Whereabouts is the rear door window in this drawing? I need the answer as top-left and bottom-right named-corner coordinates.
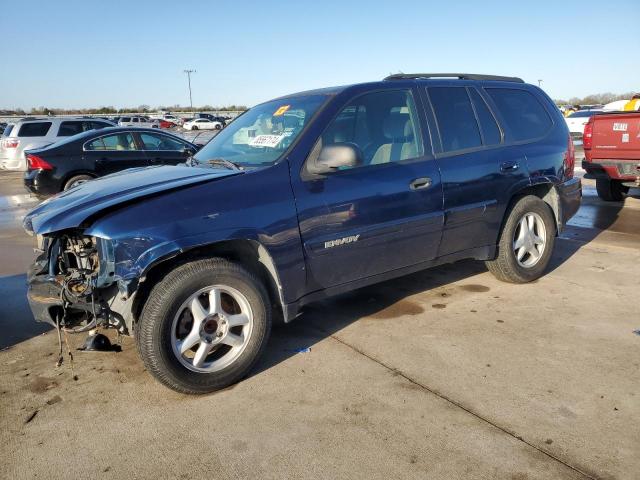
top-left (469, 88), bottom-right (502, 146)
top-left (485, 88), bottom-right (552, 141)
top-left (85, 133), bottom-right (138, 151)
top-left (428, 87), bottom-right (481, 152)
top-left (18, 122), bottom-right (52, 137)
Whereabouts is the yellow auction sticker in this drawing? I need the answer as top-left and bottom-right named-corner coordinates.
top-left (273, 105), bottom-right (290, 116)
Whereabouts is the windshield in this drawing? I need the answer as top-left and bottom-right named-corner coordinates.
top-left (193, 94), bottom-right (328, 168)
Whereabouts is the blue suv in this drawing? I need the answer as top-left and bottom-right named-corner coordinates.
top-left (24, 73), bottom-right (581, 393)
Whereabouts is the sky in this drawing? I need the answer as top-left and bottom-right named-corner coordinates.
top-left (1, 0), bottom-right (638, 110)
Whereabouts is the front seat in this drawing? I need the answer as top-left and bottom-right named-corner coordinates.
top-left (370, 113), bottom-right (417, 165)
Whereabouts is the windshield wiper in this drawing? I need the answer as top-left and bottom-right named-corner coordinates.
top-left (205, 158), bottom-right (243, 171)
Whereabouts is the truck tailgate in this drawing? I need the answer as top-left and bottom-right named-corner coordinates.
top-left (591, 113), bottom-right (640, 160)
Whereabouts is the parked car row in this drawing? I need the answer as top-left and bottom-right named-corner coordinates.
top-left (23, 73), bottom-right (581, 393)
top-left (0, 112), bottom-right (231, 171)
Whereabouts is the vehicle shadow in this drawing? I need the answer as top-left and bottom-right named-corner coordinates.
top-left (0, 273), bottom-right (51, 350)
top-left (546, 184), bottom-right (638, 273)
top-left (253, 259), bottom-right (488, 377)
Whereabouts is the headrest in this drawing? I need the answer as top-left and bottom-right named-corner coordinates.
top-left (383, 113), bottom-right (411, 140)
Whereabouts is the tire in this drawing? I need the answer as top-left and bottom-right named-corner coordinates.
top-left (192, 126), bottom-right (199, 131)
top-left (596, 179), bottom-right (626, 202)
top-left (215, 124), bottom-right (222, 130)
top-left (63, 174), bottom-right (93, 191)
top-left (485, 195), bottom-right (556, 284)
top-left (136, 258), bottom-right (271, 394)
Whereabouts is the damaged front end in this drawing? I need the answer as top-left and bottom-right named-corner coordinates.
top-left (27, 231), bottom-right (129, 335)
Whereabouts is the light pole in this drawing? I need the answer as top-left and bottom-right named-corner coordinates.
top-left (183, 69), bottom-right (196, 110)
top-left (537, 79), bottom-right (543, 87)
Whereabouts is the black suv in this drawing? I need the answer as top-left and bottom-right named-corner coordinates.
top-left (24, 73), bottom-right (581, 393)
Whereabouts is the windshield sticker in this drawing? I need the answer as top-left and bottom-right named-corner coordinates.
top-left (273, 105), bottom-right (290, 117)
top-left (613, 122), bottom-right (627, 131)
top-left (249, 134), bottom-right (285, 148)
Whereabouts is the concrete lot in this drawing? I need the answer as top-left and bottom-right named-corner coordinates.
top-left (0, 167), bottom-right (638, 479)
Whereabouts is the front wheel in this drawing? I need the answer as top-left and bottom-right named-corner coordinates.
top-left (485, 195), bottom-right (556, 283)
top-left (596, 179), bottom-right (627, 202)
top-left (192, 126), bottom-right (198, 131)
top-left (136, 258), bottom-right (272, 394)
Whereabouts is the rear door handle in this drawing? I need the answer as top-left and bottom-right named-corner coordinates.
top-left (409, 177), bottom-right (432, 190)
top-left (500, 161), bottom-right (519, 172)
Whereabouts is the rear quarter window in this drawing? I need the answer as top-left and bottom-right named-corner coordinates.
top-left (486, 88), bottom-right (552, 141)
top-left (2, 124), bottom-right (14, 137)
top-left (58, 121), bottom-right (84, 136)
top-left (18, 122), bottom-right (52, 137)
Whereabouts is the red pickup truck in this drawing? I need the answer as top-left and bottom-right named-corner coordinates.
top-left (583, 112), bottom-right (640, 201)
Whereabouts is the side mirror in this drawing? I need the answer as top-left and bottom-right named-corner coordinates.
top-left (308, 143), bottom-right (363, 175)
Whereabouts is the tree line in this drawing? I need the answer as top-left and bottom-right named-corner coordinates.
top-left (553, 92), bottom-right (636, 106)
top-left (0, 104), bottom-right (248, 116)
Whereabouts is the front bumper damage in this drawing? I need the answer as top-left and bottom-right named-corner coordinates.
top-left (26, 233), bottom-right (135, 335)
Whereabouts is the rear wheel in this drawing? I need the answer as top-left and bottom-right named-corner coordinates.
top-left (486, 195), bottom-right (556, 283)
top-left (596, 179), bottom-right (627, 202)
top-left (63, 174), bottom-right (93, 191)
top-left (136, 258), bottom-right (271, 394)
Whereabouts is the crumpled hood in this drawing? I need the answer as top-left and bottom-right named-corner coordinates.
top-left (24, 165), bottom-right (240, 235)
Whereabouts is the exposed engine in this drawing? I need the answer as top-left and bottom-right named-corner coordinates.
top-left (50, 234), bottom-right (125, 334)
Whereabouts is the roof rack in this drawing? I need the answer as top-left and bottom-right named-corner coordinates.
top-left (384, 73), bottom-right (524, 83)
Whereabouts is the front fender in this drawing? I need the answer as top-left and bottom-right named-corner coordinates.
top-left (83, 162), bottom-right (306, 303)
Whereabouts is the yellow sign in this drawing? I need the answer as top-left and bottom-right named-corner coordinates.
top-left (273, 105), bottom-right (290, 116)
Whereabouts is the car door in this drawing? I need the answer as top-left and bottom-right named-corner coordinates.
top-left (291, 88), bottom-right (444, 290)
top-left (137, 131), bottom-right (195, 165)
top-left (423, 85), bottom-right (525, 256)
top-left (83, 131), bottom-right (149, 176)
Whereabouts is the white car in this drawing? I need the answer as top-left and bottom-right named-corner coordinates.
top-left (565, 110), bottom-right (602, 138)
top-left (183, 118), bottom-right (223, 131)
top-left (118, 116), bottom-right (158, 128)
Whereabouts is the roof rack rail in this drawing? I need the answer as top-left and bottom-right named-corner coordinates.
top-left (384, 73), bottom-right (524, 83)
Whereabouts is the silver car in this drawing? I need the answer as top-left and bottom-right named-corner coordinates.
top-left (117, 116), bottom-right (158, 128)
top-left (0, 117), bottom-right (114, 170)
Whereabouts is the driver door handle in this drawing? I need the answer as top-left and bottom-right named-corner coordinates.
top-left (409, 177), bottom-right (432, 190)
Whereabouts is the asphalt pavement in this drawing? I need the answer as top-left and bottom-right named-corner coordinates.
top-left (0, 166), bottom-right (639, 480)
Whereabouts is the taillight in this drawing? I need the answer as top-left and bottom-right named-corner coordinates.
top-left (27, 154), bottom-right (53, 171)
top-left (4, 139), bottom-right (19, 148)
top-left (563, 135), bottom-right (575, 179)
top-left (583, 118), bottom-right (593, 150)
